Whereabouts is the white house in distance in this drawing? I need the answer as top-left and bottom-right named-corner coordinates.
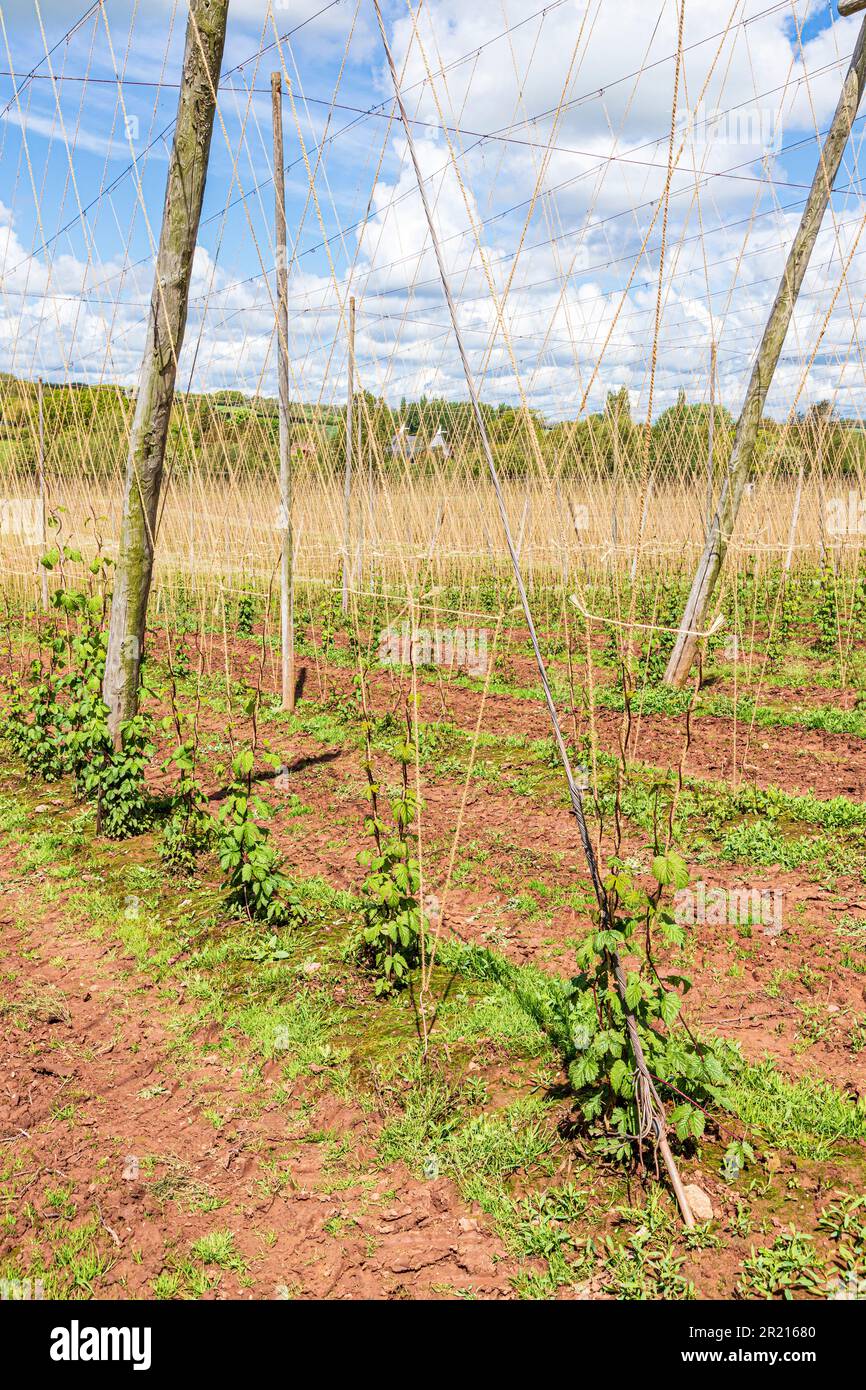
top-left (388, 424), bottom-right (451, 460)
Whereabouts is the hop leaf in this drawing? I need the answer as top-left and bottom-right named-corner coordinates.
top-left (652, 851), bottom-right (689, 889)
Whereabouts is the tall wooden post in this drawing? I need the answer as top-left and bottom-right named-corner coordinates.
top-left (705, 341), bottom-right (716, 538)
top-left (367, 436), bottom-right (377, 593)
top-left (631, 475), bottom-right (653, 582)
top-left (354, 394), bottom-right (364, 590)
top-left (272, 71), bottom-right (295, 712)
top-left (816, 426), bottom-right (828, 569)
top-left (611, 397), bottom-right (620, 558)
top-left (664, 8), bottom-right (866, 686)
top-left (37, 377), bottom-right (48, 609)
top-left (103, 0), bottom-right (229, 738)
top-left (784, 459), bottom-right (805, 573)
top-left (341, 295), bottom-right (355, 614)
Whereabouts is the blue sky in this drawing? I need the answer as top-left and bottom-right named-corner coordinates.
top-left (1, 0), bottom-right (865, 419)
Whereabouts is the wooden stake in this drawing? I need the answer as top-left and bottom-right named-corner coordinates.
top-left (37, 377), bottom-right (47, 609)
top-left (816, 428), bottom-right (828, 569)
top-left (705, 341), bottom-right (716, 538)
top-left (784, 459), bottom-right (805, 573)
top-left (341, 295), bottom-right (356, 614)
top-left (664, 14), bottom-right (866, 686)
top-left (272, 71), bottom-right (295, 712)
top-left (630, 475), bottom-right (653, 583)
top-left (354, 388), bottom-right (364, 590)
top-left (103, 0), bottom-right (229, 738)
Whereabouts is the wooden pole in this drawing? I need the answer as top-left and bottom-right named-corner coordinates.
top-left (630, 474), bottom-right (653, 582)
top-left (272, 71), bottom-right (295, 712)
top-left (354, 393), bottom-right (364, 591)
top-left (817, 429), bottom-right (828, 569)
top-left (611, 399), bottom-right (620, 557)
top-left (515, 491), bottom-right (530, 561)
top-left (664, 13), bottom-right (866, 686)
top-left (341, 295), bottom-right (356, 614)
top-left (366, 436), bottom-right (377, 592)
top-left (705, 341), bottom-right (716, 538)
top-left (37, 377), bottom-right (48, 609)
top-left (784, 459), bottom-right (805, 573)
top-left (367, 436), bottom-right (376, 592)
top-left (103, 0), bottom-right (229, 739)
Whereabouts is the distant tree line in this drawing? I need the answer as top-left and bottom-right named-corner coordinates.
top-left (0, 373), bottom-right (863, 484)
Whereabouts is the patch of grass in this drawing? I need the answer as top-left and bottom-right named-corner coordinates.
top-left (149, 1158), bottom-right (222, 1213)
top-left (471, 1179), bottom-right (594, 1295)
top-left (152, 1271), bottom-right (182, 1299)
top-left (378, 1065), bottom-right (558, 1187)
top-left (190, 1229), bottom-right (246, 1273)
top-left (601, 1193), bottom-right (695, 1301)
top-left (729, 1055), bottom-right (866, 1160)
top-left (230, 993), bottom-right (345, 1079)
top-left (0, 981), bottom-right (70, 1026)
top-left (720, 821), bottom-right (817, 870)
top-left (1, 1211), bottom-right (116, 1299)
top-left (19, 828), bottom-right (84, 871)
top-left (737, 1229), bottom-right (826, 1299)
top-left (0, 795), bottom-right (27, 834)
top-left (435, 979), bottom-right (555, 1061)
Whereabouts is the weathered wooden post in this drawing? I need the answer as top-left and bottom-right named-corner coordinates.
top-left (784, 459), bottom-right (805, 573)
top-left (630, 474), bottom-right (653, 582)
top-left (37, 377), bottom-right (48, 609)
top-left (814, 411), bottom-right (829, 568)
top-left (354, 391), bottom-right (364, 591)
top-left (103, 0), bottom-right (230, 738)
top-left (705, 341), bottom-right (716, 537)
top-left (341, 295), bottom-right (356, 614)
top-left (664, 2), bottom-right (866, 685)
top-left (611, 395), bottom-right (620, 558)
top-left (272, 71), bottom-right (295, 712)
top-left (366, 434), bottom-right (377, 593)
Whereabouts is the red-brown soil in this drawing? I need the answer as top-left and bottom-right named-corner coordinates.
top-left (0, 829), bottom-right (519, 1299)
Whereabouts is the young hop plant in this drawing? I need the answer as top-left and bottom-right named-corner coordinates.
top-left (356, 690), bottom-right (426, 995)
top-left (5, 652), bottom-right (66, 782)
top-left (560, 852), bottom-right (729, 1163)
top-left (3, 541), bottom-right (153, 839)
top-left (158, 641), bottom-right (212, 873)
top-left (544, 657), bottom-right (732, 1165)
top-left (216, 744), bottom-right (306, 927)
